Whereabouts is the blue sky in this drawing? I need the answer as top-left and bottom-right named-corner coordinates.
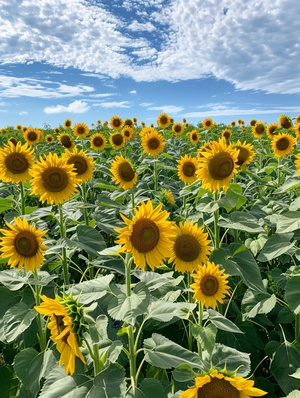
top-left (0, 0), bottom-right (300, 129)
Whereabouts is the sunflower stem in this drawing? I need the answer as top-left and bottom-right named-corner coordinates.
top-left (81, 182), bottom-right (89, 226)
top-left (19, 181), bottom-right (26, 216)
top-left (187, 272), bottom-right (194, 351)
top-left (295, 314), bottom-right (300, 347)
top-left (213, 191), bottom-right (220, 250)
top-left (197, 301), bottom-right (203, 359)
top-left (58, 204), bottom-right (69, 285)
top-left (33, 269), bottom-right (47, 351)
top-left (153, 158), bottom-right (158, 191)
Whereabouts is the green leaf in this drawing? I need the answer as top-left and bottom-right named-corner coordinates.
top-left (274, 177), bottom-right (300, 193)
top-left (145, 301), bottom-right (196, 323)
top-left (275, 212), bottom-right (300, 233)
top-left (0, 196), bottom-right (13, 212)
top-left (138, 378), bottom-right (167, 398)
top-left (172, 364), bottom-right (196, 382)
top-left (108, 281), bottom-right (150, 325)
top-left (76, 225), bottom-right (106, 256)
top-left (282, 391), bottom-right (300, 398)
top-left (207, 309), bottom-right (243, 334)
top-left (66, 274), bottom-right (114, 304)
top-left (88, 363), bottom-right (126, 398)
top-left (257, 233), bottom-right (295, 262)
top-left (210, 343), bottom-right (251, 377)
top-left (191, 323), bottom-right (217, 355)
top-left (0, 365), bottom-right (19, 398)
top-left (285, 276), bottom-right (300, 314)
top-left (4, 302), bottom-right (37, 343)
top-left (242, 289), bottom-right (277, 319)
top-left (143, 333), bottom-right (203, 370)
top-left (218, 211), bottom-right (265, 233)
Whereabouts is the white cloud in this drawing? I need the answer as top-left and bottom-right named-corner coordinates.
top-left (129, 90), bottom-right (137, 94)
top-left (94, 101), bottom-right (132, 109)
top-left (44, 100), bottom-right (90, 114)
top-left (146, 105), bottom-right (184, 114)
top-left (127, 21), bottom-right (156, 32)
top-left (19, 111), bottom-right (28, 115)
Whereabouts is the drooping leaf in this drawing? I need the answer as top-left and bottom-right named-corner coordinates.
top-left (257, 233), bottom-right (296, 262)
top-left (218, 211), bottom-right (265, 233)
top-left (88, 363), bottom-right (126, 398)
top-left (207, 309), bottom-right (243, 334)
top-left (4, 302), bottom-right (37, 343)
top-left (66, 274), bottom-right (114, 304)
top-left (210, 343), bottom-right (251, 377)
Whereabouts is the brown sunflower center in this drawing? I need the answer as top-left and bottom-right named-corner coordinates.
top-left (222, 131), bottom-right (231, 140)
top-left (197, 377), bottom-right (239, 398)
top-left (276, 137), bottom-right (289, 151)
top-left (236, 146), bottom-right (249, 165)
top-left (65, 121), bottom-right (71, 128)
top-left (14, 231), bottom-right (39, 257)
top-left (27, 132), bottom-right (38, 141)
top-left (174, 125), bottom-right (182, 133)
top-left (183, 161), bottom-right (196, 177)
top-left (112, 134), bottom-right (124, 146)
top-left (93, 137), bottom-right (104, 147)
top-left (200, 275), bottom-right (219, 296)
top-left (255, 125), bottom-right (264, 135)
top-left (208, 152), bottom-right (234, 180)
top-left (67, 156), bottom-right (88, 175)
top-left (130, 219), bottom-right (160, 253)
top-left (41, 167), bottom-right (69, 192)
top-left (192, 133), bottom-right (198, 141)
top-left (159, 116), bottom-right (168, 125)
top-left (5, 153), bottom-right (29, 174)
top-left (113, 119), bottom-right (122, 128)
top-left (174, 234), bottom-right (201, 262)
top-left (60, 136), bottom-right (72, 148)
top-left (148, 137), bottom-right (160, 150)
top-left (118, 162), bottom-right (135, 182)
top-left (205, 121), bottom-right (212, 127)
top-left (76, 126), bottom-right (86, 136)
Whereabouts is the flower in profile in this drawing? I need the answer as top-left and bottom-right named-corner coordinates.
top-left (29, 152), bottom-right (79, 205)
top-left (278, 114), bottom-right (293, 129)
top-left (190, 261), bottom-right (230, 309)
top-left (172, 122), bottom-right (184, 135)
top-left (110, 155), bottom-right (137, 190)
top-left (109, 132), bottom-right (125, 150)
top-left (58, 133), bottom-right (75, 150)
top-left (0, 217), bottom-right (47, 272)
top-left (179, 369), bottom-right (267, 398)
top-left (177, 154), bottom-right (198, 184)
top-left (169, 220), bottom-right (212, 274)
top-left (271, 133), bottom-right (295, 157)
top-left (90, 132), bottom-right (107, 150)
top-left (232, 140), bottom-right (256, 170)
top-left (23, 128), bottom-right (42, 145)
top-left (266, 123), bottom-right (280, 139)
top-left (34, 294), bottom-right (86, 375)
top-left (157, 112), bottom-right (170, 128)
top-left (251, 121), bottom-right (265, 138)
top-left (110, 115), bottom-right (123, 130)
top-left (0, 141), bottom-right (35, 183)
top-left (202, 117), bottom-right (214, 130)
top-left (197, 138), bottom-right (239, 192)
top-left (62, 147), bottom-right (95, 182)
top-left (141, 129), bottom-right (165, 156)
top-left (73, 122), bottom-right (89, 138)
top-left (188, 129), bottom-right (200, 145)
top-left (115, 200), bottom-right (175, 271)
top-left (160, 188), bottom-right (175, 205)
top-left (221, 128), bottom-right (232, 141)
top-left (64, 118), bottom-right (72, 129)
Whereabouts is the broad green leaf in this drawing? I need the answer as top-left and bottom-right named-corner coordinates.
top-left (0, 196), bottom-right (13, 212)
top-left (242, 289), bottom-right (277, 319)
top-left (207, 309), bottom-right (243, 334)
top-left (266, 341), bottom-right (300, 394)
top-left (4, 302), bottom-right (37, 343)
top-left (0, 365), bottom-right (19, 398)
top-left (285, 276), bottom-right (300, 314)
top-left (275, 212), bottom-right (300, 233)
top-left (143, 333), bottom-right (203, 370)
top-left (282, 391), bottom-right (300, 398)
top-left (88, 363), bottom-right (126, 398)
top-left (210, 343), bottom-right (251, 377)
top-left (66, 274), bottom-right (114, 304)
top-left (145, 301), bottom-right (196, 323)
top-left (218, 211), bottom-right (265, 233)
top-left (291, 368), bottom-right (300, 379)
top-left (191, 323), bottom-right (217, 355)
top-left (138, 378), bottom-right (167, 398)
top-left (76, 225), bottom-right (106, 256)
top-left (274, 177), bottom-right (300, 193)
top-left (0, 269), bottom-right (29, 291)
top-left (108, 282), bottom-right (150, 325)
top-left (97, 245), bottom-right (121, 256)
top-left (0, 286), bottom-right (21, 342)
top-left (133, 271), bottom-right (184, 292)
top-left (172, 364), bottom-right (196, 382)
top-left (257, 233), bottom-right (295, 262)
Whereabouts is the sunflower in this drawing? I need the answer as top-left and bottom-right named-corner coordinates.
top-left (34, 294), bottom-right (86, 375)
top-left (190, 261), bottom-right (230, 309)
top-left (0, 141), bottom-right (35, 183)
top-left (114, 200), bottom-right (175, 271)
top-left (237, 119), bottom-right (245, 125)
top-left (73, 122), bottom-right (89, 138)
top-left (271, 133), bottom-right (295, 157)
top-left (249, 119), bottom-right (257, 127)
top-left (196, 138), bottom-right (239, 192)
top-left (197, 141), bottom-right (213, 158)
top-left (16, 124), bottom-right (22, 130)
top-left (177, 154), bottom-right (198, 184)
top-left (251, 121), bottom-right (265, 138)
top-left (179, 370), bottom-right (267, 398)
top-left (89, 132), bottom-right (107, 150)
top-left (278, 114), bottom-right (293, 129)
top-left (64, 118), bottom-right (72, 129)
top-left (221, 128), bottom-right (232, 141)
top-left (110, 155), bottom-right (137, 190)
top-left (8, 137), bottom-right (18, 146)
top-left (110, 115), bottom-right (123, 130)
top-left (232, 140), bottom-right (256, 170)
top-left (123, 118), bottom-right (134, 127)
top-left (58, 133), bottom-right (75, 150)
top-left (109, 132), bottom-right (125, 149)
top-left (23, 128), bottom-right (42, 145)
top-left (294, 153), bottom-right (300, 172)
top-left (230, 121), bottom-right (236, 127)
top-left (122, 126), bottom-right (135, 141)
top-left (62, 147), bottom-right (95, 182)
top-left (45, 134), bottom-right (54, 143)
top-left (266, 123), bottom-right (280, 139)
top-left (294, 123), bottom-right (300, 140)
top-left (141, 129), bottom-right (165, 156)
top-left (29, 152), bottom-right (79, 205)
top-left (0, 217), bottom-right (47, 272)
top-left (202, 117), bottom-right (214, 130)
top-left (295, 115), bottom-right (300, 125)
top-left (169, 220), bottom-right (212, 273)
top-left (157, 112), bottom-right (170, 128)
top-left (54, 127), bottom-right (61, 134)
top-left (188, 129), bottom-right (200, 145)
top-left (172, 122), bottom-right (184, 135)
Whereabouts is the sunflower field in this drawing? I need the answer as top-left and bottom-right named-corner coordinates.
top-left (0, 114), bottom-right (300, 397)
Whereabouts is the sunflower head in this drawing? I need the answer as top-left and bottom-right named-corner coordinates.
top-left (188, 129), bottom-right (200, 145)
top-left (271, 133), bottom-right (295, 157)
top-left (90, 132), bottom-right (107, 150)
top-left (58, 133), bottom-right (75, 149)
top-left (62, 147), bottom-right (95, 182)
top-left (177, 154), bottom-right (198, 184)
top-left (233, 140), bottom-right (256, 169)
top-left (202, 117), bottom-right (214, 130)
top-left (278, 114), bottom-right (293, 129)
top-left (122, 126), bottom-right (135, 141)
top-left (157, 112), bottom-right (170, 128)
top-left (266, 123), bottom-right (280, 139)
top-left (252, 121), bottom-right (265, 138)
top-left (190, 261), bottom-right (230, 309)
top-left (110, 115), bottom-right (123, 130)
top-left (73, 122), bottom-right (89, 138)
top-left (109, 132), bottom-right (125, 149)
top-left (172, 122), bottom-right (184, 135)
top-left (8, 137), bottom-right (18, 146)
top-left (141, 129), bottom-right (165, 156)
top-left (46, 134), bottom-right (54, 143)
top-left (23, 128), bottom-right (42, 145)
top-left (64, 118), bottom-right (72, 129)
top-left (110, 155), bottom-right (137, 190)
top-left (221, 128), bottom-right (232, 141)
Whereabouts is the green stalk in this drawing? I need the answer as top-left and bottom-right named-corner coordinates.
top-left (58, 204), bottom-right (69, 285)
top-left (153, 158), bottom-right (158, 191)
top-left (213, 191), bottom-right (220, 250)
top-left (295, 314), bottom-right (300, 346)
top-left (33, 269), bottom-right (47, 351)
top-left (81, 182), bottom-right (89, 226)
top-left (187, 272), bottom-right (194, 351)
top-left (197, 301), bottom-right (203, 359)
top-left (19, 181), bottom-right (26, 215)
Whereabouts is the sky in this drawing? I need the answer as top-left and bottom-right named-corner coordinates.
top-left (0, 0), bottom-right (300, 129)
